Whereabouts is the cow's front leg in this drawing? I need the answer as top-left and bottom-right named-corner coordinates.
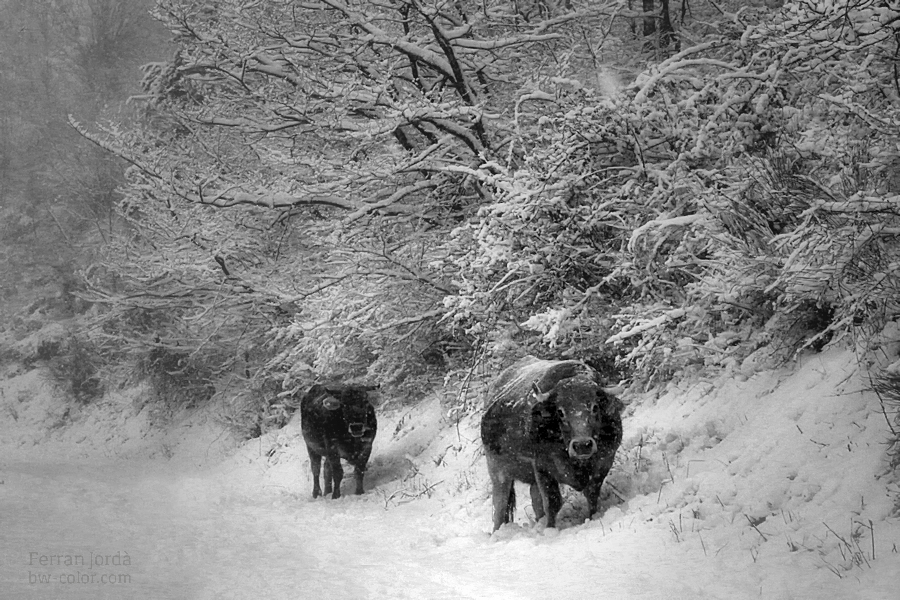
top-left (532, 470), bottom-right (562, 528)
top-left (584, 469), bottom-right (611, 519)
top-left (323, 458), bottom-right (332, 496)
top-left (352, 463), bottom-right (366, 495)
top-left (353, 446), bottom-right (373, 495)
top-left (529, 482), bottom-right (545, 522)
top-left (326, 456), bottom-right (343, 499)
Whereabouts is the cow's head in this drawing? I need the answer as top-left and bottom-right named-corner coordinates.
top-left (531, 378), bottom-right (620, 459)
top-left (320, 387), bottom-right (374, 438)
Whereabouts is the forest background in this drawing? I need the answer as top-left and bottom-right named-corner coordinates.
top-left (2, 0), bottom-right (900, 453)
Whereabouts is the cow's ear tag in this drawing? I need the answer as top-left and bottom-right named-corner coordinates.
top-left (322, 395), bottom-right (342, 411)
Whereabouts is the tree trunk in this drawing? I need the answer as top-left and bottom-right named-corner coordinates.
top-left (660, 0), bottom-right (678, 53)
top-left (642, 0), bottom-right (656, 38)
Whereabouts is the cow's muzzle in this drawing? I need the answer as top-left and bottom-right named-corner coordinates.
top-left (348, 422), bottom-right (367, 438)
top-left (568, 437), bottom-right (597, 458)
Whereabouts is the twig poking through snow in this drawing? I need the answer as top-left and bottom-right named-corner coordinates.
top-left (745, 514), bottom-right (768, 541)
top-left (605, 483), bottom-right (627, 503)
top-left (869, 382), bottom-right (898, 437)
top-left (870, 519), bottom-right (876, 561)
top-left (668, 520), bottom-right (682, 543)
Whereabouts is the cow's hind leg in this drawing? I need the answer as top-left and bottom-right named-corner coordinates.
top-left (489, 475), bottom-right (515, 531)
top-left (308, 448), bottom-right (323, 499)
top-left (505, 482), bottom-right (516, 525)
top-left (529, 482), bottom-right (545, 523)
top-left (486, 454), bottom-right (516, 531)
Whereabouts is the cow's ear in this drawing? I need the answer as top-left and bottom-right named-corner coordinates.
top-left (532, 400), bottom-right (552, 418)
top-left (321, 394), bottom-right (342, 410)
top-left (609, 396), bottom-right (625, 416)
top-left (596, 388), bottom-right (624, 416)
top-left (320, 388), bottom-right (342, 410)
top-left (595, 388), bottom-right (615, 404)
top-left (531, 401), bottom-right (554, 428)
top-left (306, 383), bottom-right (326, 396)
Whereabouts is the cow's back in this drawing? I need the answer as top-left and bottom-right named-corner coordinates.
top-left (483, 357), bottom-right (586, 456)
top-left (484, 357), bottom-right (594, 410)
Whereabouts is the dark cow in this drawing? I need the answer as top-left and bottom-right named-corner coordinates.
top-left (300, 384), bottom-right (377, 499)
top-left (481, 356), bottom-right (623, 531)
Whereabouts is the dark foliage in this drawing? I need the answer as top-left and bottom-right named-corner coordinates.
top-left (45, 334), bottom-right (104, 404)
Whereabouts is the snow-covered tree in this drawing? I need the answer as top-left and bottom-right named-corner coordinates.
top-left (78, 0), bottom-right (622, 399)
top-left (76, 0), bottom-right (900, 409)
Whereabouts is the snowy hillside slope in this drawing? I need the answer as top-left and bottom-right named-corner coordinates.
top-left (0, 368), bottom-right (236, 464)
top-left (205, 345), bottom-right (899, 598)
top-left (1, 346), bottom-right (898, 599)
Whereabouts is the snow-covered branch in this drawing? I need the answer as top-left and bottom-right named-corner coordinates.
top-left (344, 180), bottom-right (439, 222)
top-left (634, 56), bottom-right (738, 104)
top-left (628, 214), bottom-right (706, 251)
top-left (194, 190), bottom-right (358, 211)
top-left (606, 309), bottom-right (687, 344)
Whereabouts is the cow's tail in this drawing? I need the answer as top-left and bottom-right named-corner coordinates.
top-left (505, 485), bottom-right (516, 524)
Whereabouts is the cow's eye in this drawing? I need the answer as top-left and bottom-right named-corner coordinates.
top-left (591, 402), bottom-right (600, 416)
top-left (556, 407), bottom-right (567, 419)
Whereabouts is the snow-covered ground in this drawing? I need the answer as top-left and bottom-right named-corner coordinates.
top-left (1, 346), bottom-right (898, 599)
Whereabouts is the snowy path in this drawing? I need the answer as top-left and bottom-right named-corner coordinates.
top-left (1, 455), bottom-right (887, 600)
top-left (0, 458), bottom-right (754, 600)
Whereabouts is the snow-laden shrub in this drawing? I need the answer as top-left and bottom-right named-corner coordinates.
top-left (871, 359), bottom-right (900, 475)
top-left (445, 2), bottom-right (900, 387)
